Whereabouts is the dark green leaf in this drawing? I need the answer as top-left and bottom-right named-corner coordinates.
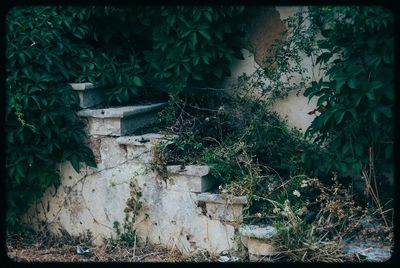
top-left (204, 12), bottom-right (212, 22)
top-left (369, 81), bottom-right (384, 90)
top-left (335, 110), bottom-right (346, 124)
top-left (384, 145), bottom-right (392, 159)
top-left (192, 72), bottom-right (203, 80)
top-left (198, 30), bottom-right (211, 41)
top-left (377, 107), bottom-right (392, 118)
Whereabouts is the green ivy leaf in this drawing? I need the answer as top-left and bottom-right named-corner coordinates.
top-left (202, 56), bottom-right (210, 64)
top-left (348, 78), bottom-right (357, 89)
top-left (366, 90), bottom-right (375, 101)
top-left (371, 111), bottom-right (378, 124)
top-left (342, 143), bottom-right (351, 155)
top-left (18, 52), bottom-right (26, 65)
top-left (335, 110), bottom-right (346, 124)
top-left (84, 156), bottom-right (97, 168)
top-left (335, 162), bottom-right (347, 173)
top-left (335, 80), bottom-right (346, 93)
top-left (204, 12), bottom-right (212, 22)
top-left (69, 154), bottom-right (80, 173)
top-left (369, 81), bottom-right (384, 90)
top-left (191, 32), bottom-right (198, 47)
top-left (192, 72), bottom-right (203, 81)
top-left (317, 94), bottom-right (329, 106)
top-left (316, 52), bottom-right (332, 64)
top-left (352, 162), bottom-right (362, 173)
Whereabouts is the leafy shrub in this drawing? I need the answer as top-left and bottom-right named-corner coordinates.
top-left (6, 7), bottom-right (99, 228)
top-left (160, 84), bottom-right (315, 189)
top-left (138, 6), bottom-right (248, 94)
top-left (85, 6), bottom-right (249, 101)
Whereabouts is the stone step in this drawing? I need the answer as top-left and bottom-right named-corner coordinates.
top-left (77, 103), bottom-right (167, 136)
top-left (116, 133), bottom-right (175, 147)
top-left (239, 224), bottom-right (278, 261)
top-left (197, 193), bottom-right (247, 223)
top-left (116, 133), bottom-right (176, 161)
top-left (166, 165), bottom-right (216, 193)
top-left (70, 82), bottom-right (105, 109)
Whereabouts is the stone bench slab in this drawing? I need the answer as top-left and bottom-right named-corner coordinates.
top-left (77, 103), bottom-right (167, 136)
top-left (70, 82), bottom-right (105, 108)
top-left (167, 165), bottom-right (210, 177)
top-left (70, 82), bottom-right (96, 90)
top-left (78, 103), bottom-right (167, 119)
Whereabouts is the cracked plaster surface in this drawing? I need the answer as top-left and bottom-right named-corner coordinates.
top-left (24, 135), bottom-right (240, 253)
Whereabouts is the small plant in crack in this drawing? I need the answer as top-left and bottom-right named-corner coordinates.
top-left (112, 221), bottom-right (136, 247)
top-left (109, 177), bottom-right (143, 247)
top-left (149, 141), bottom-right (169, 184)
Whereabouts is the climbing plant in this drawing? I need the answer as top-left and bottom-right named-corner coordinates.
top-left (6, 6), bottom-right (98, 228)
top-left (6, 6), bottom-right (250, 229)
top-left (79, 6), bottom-right (248, 102)
top-left (138, 6), bottom-right (247, 93)
top-left (300, 7), bottom-right (394, 181)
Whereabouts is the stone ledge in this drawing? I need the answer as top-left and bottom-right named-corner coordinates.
top-left (167, 165), bottom-right (210, 177)
top-left (69, 82), bottom-right (96, 91)
top-left (166, 165), bottom-right (215, 193)
top-left (77, 103), bottom-right (168, 136)
top-left (197, 193), bottom-right (246, 222)
top-left (239, 224), bottom-right (277, 239)
top-left (116, 133), bottom-right (176, 146)
top-left (77, 103), bottom-right (167, 119)
top-left (197, 193), bottom-right (247, 205)
top-left (239, 224), bottom-right (277, 261)
top-left (70, 83), bottom-right (104, 108)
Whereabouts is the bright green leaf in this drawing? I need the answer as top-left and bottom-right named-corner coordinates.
top-left (133, 76), bottom-right (143, 87)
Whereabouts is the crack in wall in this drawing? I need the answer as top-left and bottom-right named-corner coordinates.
top-left (39, 158), bottom-right (145, 230)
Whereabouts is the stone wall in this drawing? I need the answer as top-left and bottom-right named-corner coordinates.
top-left (23, 133), bottom-right (246, 255)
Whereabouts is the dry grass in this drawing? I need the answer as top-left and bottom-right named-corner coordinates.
top-left (265, 176), bottom-right (394, 262)
top-left (6, 230), bottom-right (217, 262)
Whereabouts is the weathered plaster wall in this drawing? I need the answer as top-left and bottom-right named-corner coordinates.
top-left (224, 6), bottom-right (318, 132)
top-left (245, 7), bottom-right (288, 69)
top-left (23, 136), bottom-right (139, 245)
